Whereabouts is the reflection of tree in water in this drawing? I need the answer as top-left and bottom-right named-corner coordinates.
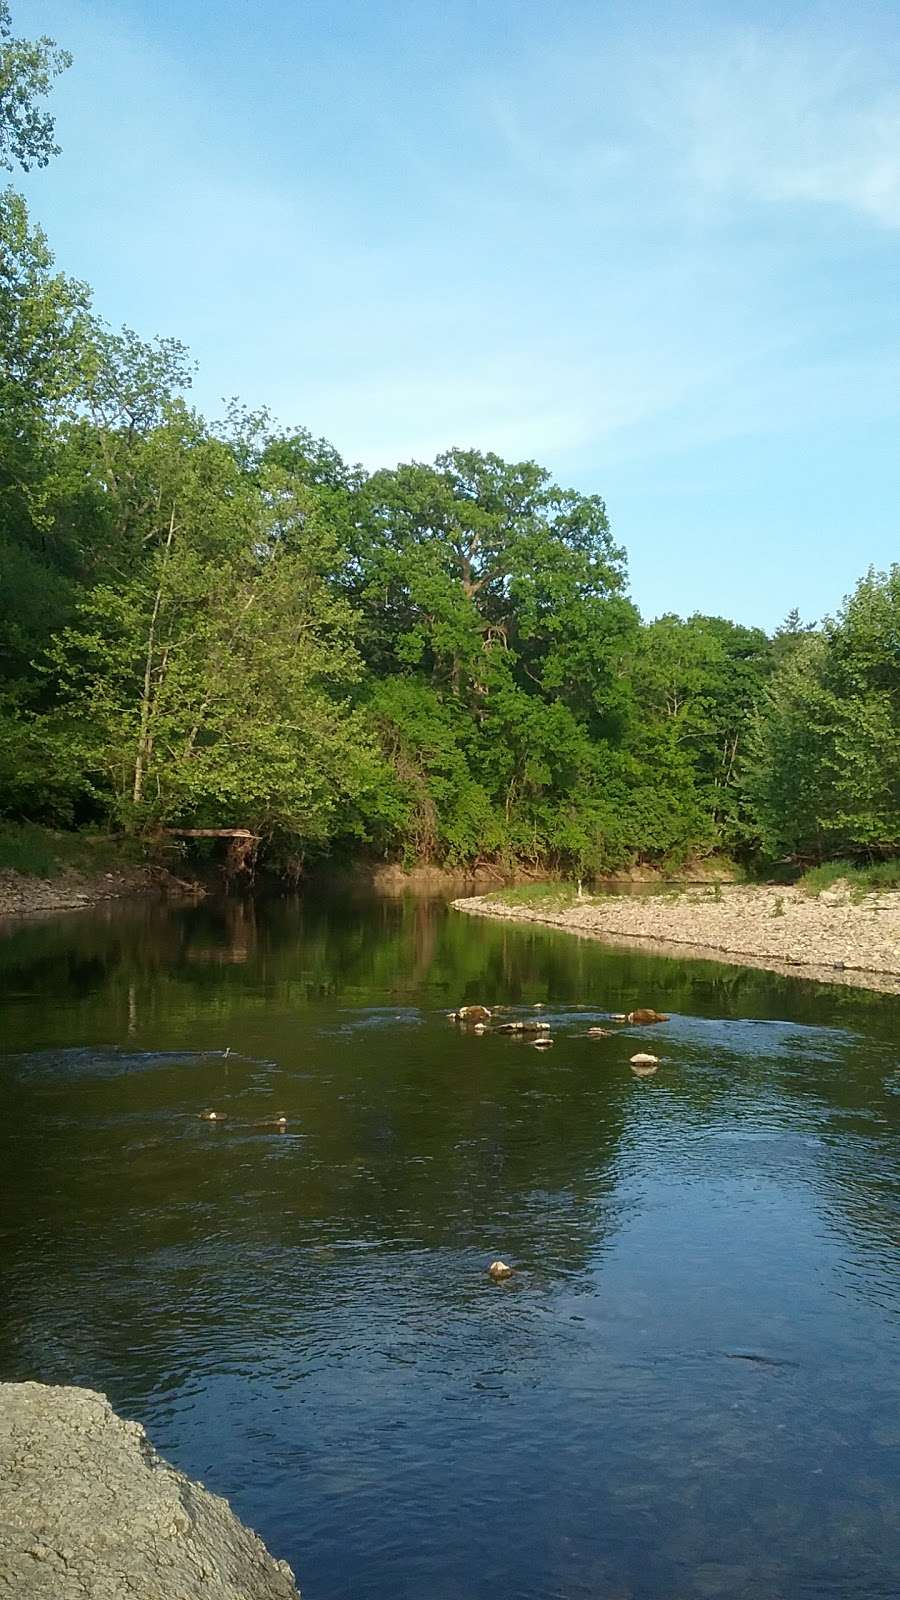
top-left (1, 894), bottom-right (897, 1403)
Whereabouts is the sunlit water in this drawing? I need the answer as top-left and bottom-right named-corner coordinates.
top-left (1, 893), bottom-right (898, 1600)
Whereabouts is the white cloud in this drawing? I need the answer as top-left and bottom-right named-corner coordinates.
top-left (483, 22), bottom-right (900, 228)
top-left (667, 29), bottom-right (900, 227)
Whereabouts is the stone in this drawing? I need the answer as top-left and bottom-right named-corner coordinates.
top-left (488, 1261), bottom-right (514, 1280)
top-left (629, 1053), bottom-right (659, 1073)
top-left (0, 1382), bottom-right (300, 1598)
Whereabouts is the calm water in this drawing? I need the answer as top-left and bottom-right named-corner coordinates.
top-left (1, 893), bottom-right (898, 1600)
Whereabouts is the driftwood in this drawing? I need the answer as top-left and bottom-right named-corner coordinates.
top-left (163, 829), bottom-right (259, 879)
top-left (164, 829), bottom-right (258, 839)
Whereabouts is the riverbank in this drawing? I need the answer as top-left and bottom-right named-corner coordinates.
top-left (0, 863), bottom-right (203, 919)
top-left (453, 884), bottom-right (900, 995)
top-left (0, 1383), bottom-right (299, 1598)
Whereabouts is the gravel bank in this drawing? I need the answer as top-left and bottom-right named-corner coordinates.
top-left (0, 865), bottom-right (203, 919)
top-left (453, 884), bottom-right (900, 995)
top-left (0, 1382), bottom-right (299, 1599)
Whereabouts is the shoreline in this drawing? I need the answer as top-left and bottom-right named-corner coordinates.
top-left (452, 885), bottom-right (900, 996)
top-left (0, 1382), bottom-right (299, 1598)
top-left (0, 864), bottom-right (204, 921)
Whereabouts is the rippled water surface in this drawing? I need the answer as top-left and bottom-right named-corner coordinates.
top-left (1, 893), bottom-right (898, 1600)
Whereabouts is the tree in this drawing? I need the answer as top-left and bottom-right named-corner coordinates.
top-left (40, 420), bottom-right (383, 845)
top-left (349, 448), bottom-right (646, 866)
top-left (0, 1), bottom-right (71, 172)
top-left (0, 191), bottom-right (91, 681)
top-left (627, 613), bottom-right (773, 856)
top-left (744, 568), bottom-right (900, 861)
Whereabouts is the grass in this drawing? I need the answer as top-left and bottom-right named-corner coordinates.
top-left (0, 823), bottom-right (132, 879)
top-left (797, 859), bottom-right (900, 897)
top-left (488, 882), bottom-right (580, 909)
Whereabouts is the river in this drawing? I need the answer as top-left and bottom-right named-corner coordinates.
top-left (1, 892), bottom-right (898, 1600)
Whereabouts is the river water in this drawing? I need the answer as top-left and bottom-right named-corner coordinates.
top-left (1, 892), bottom-right (898, 1600)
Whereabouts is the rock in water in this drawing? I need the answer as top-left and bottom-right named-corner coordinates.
top-left (488, 1260), bottom-right (514, 1280)
top-left (532, 1037), bottom-right (554, 1049)
top-left (627, 1009), bottom-right (669, 1024)
top-left (455, 1005), bottom-right (492, 1024)
top-left (629, 1053), bottom-right (659, 1075)
top-left (0, 1382), bottom-right (300, 1599)
top-left (495, 1019), bottom-right (551, 1034)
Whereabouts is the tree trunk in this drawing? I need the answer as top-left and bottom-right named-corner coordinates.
top-left (133, 507), bottom-right (176, 807)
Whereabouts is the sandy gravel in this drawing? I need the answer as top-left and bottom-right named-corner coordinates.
top-left (453, 884), bottom-right (900, 995)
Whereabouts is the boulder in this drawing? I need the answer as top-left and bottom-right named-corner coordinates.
top-left (0, 1382), bottom-right (300, 1599)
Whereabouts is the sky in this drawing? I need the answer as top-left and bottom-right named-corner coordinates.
top-left (15, 0), bottom-right (900, 629)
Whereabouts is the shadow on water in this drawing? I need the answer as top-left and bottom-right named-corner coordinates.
top-left (1, 892), bottom-right (898, 1600)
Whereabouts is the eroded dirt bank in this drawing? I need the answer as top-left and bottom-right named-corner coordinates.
top-left (0, 1382), bottom-right (300, 1599)
top-left (453, 885), bottom-right (900, 995)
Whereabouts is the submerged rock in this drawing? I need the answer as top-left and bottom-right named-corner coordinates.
top-left (494, 1019), bottom-right (550, 1034)
top-left (0, 1382), bottom-right (300, 1599)
top-left (627, 1009), bottom-right (669, 1024)
top-left (488, 1260), bottom-right (514, 1280)
top-left (531, 1037), bottom-right (554, 1050)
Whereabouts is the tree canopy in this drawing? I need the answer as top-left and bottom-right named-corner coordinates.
top-left (1, 3), bottom-right (897, 876)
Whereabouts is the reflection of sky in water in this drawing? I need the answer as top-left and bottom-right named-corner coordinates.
top-left (0, 895), bottom-right (897, 1600)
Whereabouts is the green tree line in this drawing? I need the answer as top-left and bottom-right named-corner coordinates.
top-left (1, 6), bottom-right (897, 875)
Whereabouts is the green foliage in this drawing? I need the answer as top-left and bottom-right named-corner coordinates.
top-left (0, 3), bottom-right (897, 881)
top-left (0, 820), bottom-right (126, 877)
top-left (0, 2), bottom-right (71, 172)
top-left (744, 567), bottom-right (900, 863)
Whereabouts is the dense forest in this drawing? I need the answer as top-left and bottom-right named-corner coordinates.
top-left (1, 6), bottom-right (898, 878)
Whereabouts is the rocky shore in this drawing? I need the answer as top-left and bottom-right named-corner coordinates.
top-left (0, 865), bottom-right (203, 920)
top-left (453, 884), bottom-right (900, 995)
top-left (0, 1382), bottom-right (300, 1598)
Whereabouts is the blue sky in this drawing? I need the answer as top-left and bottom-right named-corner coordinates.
top-left (16, 0), bottom-right (900, 629)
